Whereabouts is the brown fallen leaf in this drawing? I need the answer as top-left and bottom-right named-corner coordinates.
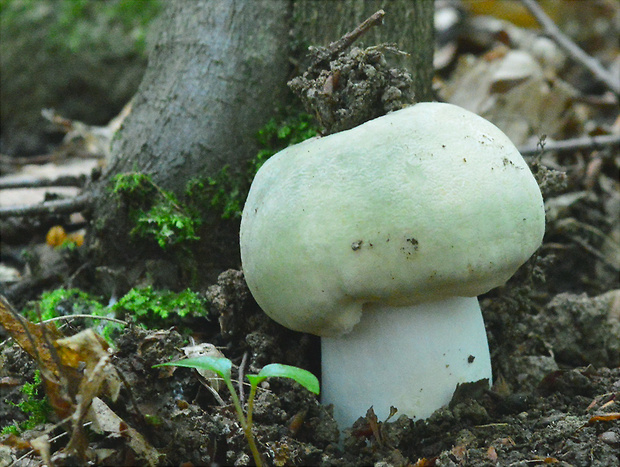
top-left (0, 295), bottom-right (145, 464)
top-left (0, 295), bottom-right (63, 373)
top-left (0, 295), bottom-right (74, 419)
top-left (55, 330), bottom-right (123, 457)
top-left (89, 397), bottom-right (162, 467)
top-left (54, 329), bottom-right (121, 402)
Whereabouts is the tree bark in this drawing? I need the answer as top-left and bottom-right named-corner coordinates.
top-left (292, 0), bottom-right (434, 102)
top-left (87, 0), bottom-right (434, 286)
top-left (104, 0), bottom-right (291, 193)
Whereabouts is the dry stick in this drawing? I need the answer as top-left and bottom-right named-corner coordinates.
top-left (571, 235), bottom-right (619, 272)
top-left (519, 133), bottom-right (620, 156)
top-left (41, 314), bottom-right (128, 325)
top-left (238, 351), bottom-right (249, 404)
top-left (9, 421), bottom-right (93, 467)
top-left (0, 193), bottom-right (90, 219)
top-left (0, 153), bottom-right (57, 166)
top-left (520, 0), bottom-right (619, 96)
top-left (312, 9), bottom-right (386, 66)
top-left (200, 378), bottom-right (227, 407)
top-left (0, 175), bottom-right (86, 189)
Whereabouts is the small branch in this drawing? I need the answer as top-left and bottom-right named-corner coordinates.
top-left (238, 351), bottom-right (248, 404)
top-left (520, 0), bottom-right (619, 95)
top-left (200, 378), bottom-right (227, 406)
top-left (519, 133), bottom-right (620, 156)
top-left (41, 314), bottom-right (128, 325)
top-left (571, 235), bottom-right (620, 272)
top-left (312, 9), bottom-right (385, 66)
top-left (0, 153), bottom-right (57, 167)
top-left (0, 193), bottom-right (91, 219)
top-left (0, 175), bottom-right (87, 189)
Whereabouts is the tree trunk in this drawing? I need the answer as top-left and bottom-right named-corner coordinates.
top-left (87, 0), bottom-right (434, 288)
top-left (292, 0), bottom-right (434, 102)
top-left (104, 0), bottom-right (291, 193)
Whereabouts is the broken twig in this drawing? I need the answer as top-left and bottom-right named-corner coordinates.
top-left (0, 175), bottom-right (86, 190)
top-left (0, 193), bottom-right (90, 219)
top-left (520, 0), bottom-right (619, 95)
top-left (41, 315), bottom-right (128, 326)
top-left (238, 351), bottom-right (248, 404)
top-left (311, 9), bottom-right (385, 66)
top-left (519, 133), bottom-right (620, 156)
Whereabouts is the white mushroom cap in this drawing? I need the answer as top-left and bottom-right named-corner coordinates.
top-left (240, 102), bottom-right (545, 337)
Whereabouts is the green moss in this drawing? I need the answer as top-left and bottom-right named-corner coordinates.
top-left (111, 286), bottom-right (206, 329)
top-left (26, 288), bottom-right (124, 343)
top-left (32, 288), bottom-right (104, 321)
top-left (112, 171), bottom-right (154, 195)
top-left (186, 112), bottom-right (319, 220)
top-left (24, 285), bottom-right (207, 343)
top-left (134, 201), bottom-right (199, 250)
top-left (112, 173), bottom-right (200, 251)
top-left (252, 112), bottom-right (319, 173)
top-left (1, 371), bottom-right (52, 436)
top-left (185, 166), bottom-right (243, 221)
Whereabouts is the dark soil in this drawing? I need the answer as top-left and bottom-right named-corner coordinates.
top-left (1, 237), bottom-right (619, 466)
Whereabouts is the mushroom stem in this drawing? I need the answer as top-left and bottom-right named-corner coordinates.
top-left (321, 296), bottom-right (492, 429)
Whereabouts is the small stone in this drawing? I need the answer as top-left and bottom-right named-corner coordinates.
top-left (599, 430), bottom-right (619, 446)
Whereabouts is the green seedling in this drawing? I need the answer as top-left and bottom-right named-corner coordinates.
top-left (153, 356), bottom-right (319, 467)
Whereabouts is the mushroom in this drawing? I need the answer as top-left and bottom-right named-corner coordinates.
top-left (239, 102), bottom-right (545, 429)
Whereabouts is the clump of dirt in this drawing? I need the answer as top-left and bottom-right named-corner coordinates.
top-left (289, 44), bottom-right (414, 134)
top-left (2, 255), bottom-right (618, 466)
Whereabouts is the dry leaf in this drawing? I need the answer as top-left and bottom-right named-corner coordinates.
top-left (181, 343), bottom-right (225, 391)
top-left (0, 295), bottom-right (63, 373)
top-left (441, 47), bottom-right (577, 145)
top-left (89, 397), bottom-right (162, 466)
top-left (0, 295), bottom-right (75, 418)
top-left (54, 329), bottom-right (121, 402)
top-left (412, 458), bottom-right (436, 467)
top-left (30, 435), bottom-right (52, 466)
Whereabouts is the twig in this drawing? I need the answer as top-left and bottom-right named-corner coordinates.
top-left (0, 153), bottom-right (57, 166)
top-left (0, 175), bottom-right (87, 189)
top-left (520, 0), bottom-right (619, 95)
top-left (238, 351), bottom-right (248, 404)
top-left (8, 421), bottom-right (93, 467)
top-left (312, 9), bottom-right (385, 66)
top-left (571, 236), bottom-right (620, 272)
top-left (519, 133), bottom-right (620, 156)
top-left (200, 378), bottom-right (227, 407)
top-left (41, 314), bottom-right (128, 325)
top-left (0, 193), bottom-right (90, 219)
top-left (4, 274), bottom-right (61, 304)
